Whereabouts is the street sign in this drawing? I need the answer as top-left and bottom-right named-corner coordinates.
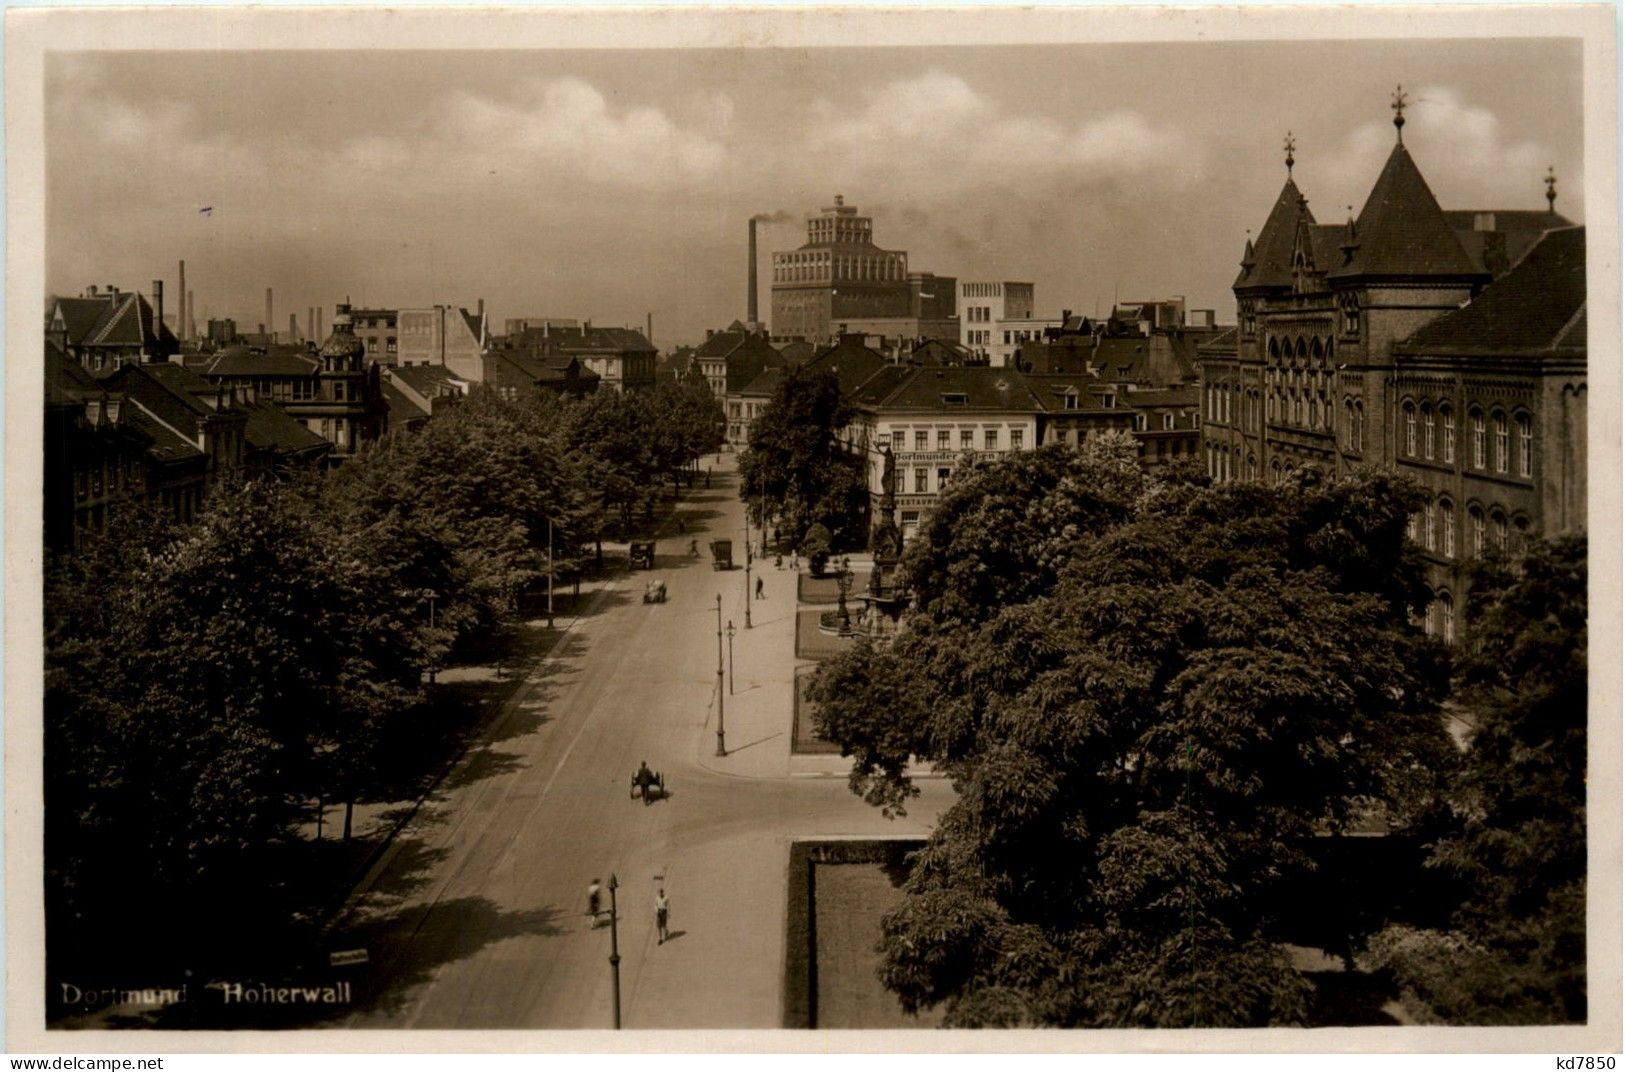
top-left (329, 948), bottom-right (369, 967)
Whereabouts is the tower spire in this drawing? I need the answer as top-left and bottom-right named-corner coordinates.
top-left (1391, 84), bottom-right (1408, 144)
top-left (1545, 166), bottom-right (1557, 214)
top-left (1283, 131), bottom-right (1296, 177)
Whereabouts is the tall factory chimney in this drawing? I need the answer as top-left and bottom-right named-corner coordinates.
top-left (747, 217), bottom-right (759, 328)
top-left (265, 288), bottom-right (274, 342)
top-left (290, 313), bottom-right (299, 341)
top-left (151, 280), bottom-right (164, 359)
top-left (177, 260), bottom-right (187, 342)
top-left (316, 307), bottom-right (323, 341)
top-left (187, 290), bottom-right (194, 342)
top-left (308, 307), bottom-right (315, 343)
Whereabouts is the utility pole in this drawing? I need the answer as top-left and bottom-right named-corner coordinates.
top-left (547, 518), bottom-right (555, 629)
top-left (727, 620), bottom-right (735, 695)
top-left (715, 594), bottom-right (726, 756)
top-left (744, 544), bottom-right (753, 629)
top-left (607, 873), bottom-right (622, 1029)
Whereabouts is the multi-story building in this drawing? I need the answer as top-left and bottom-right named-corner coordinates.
top-left (846, 365), bottom-right (1044, 543)
top-left (959, 281), bottom-right (1058, 366)
top-left (497, 322), bottom-right (656, 393)
top-left (397, 305), bottom-right (488, 382)
top-left (771, 195), bottom-right (956, 344)
top-left (1197, 100), bottom-right (1581, 639)
top-left (349, 308), bottom-right (399, 365)
top-left (48, 283), bottom-right (179, 371)
top-left (1388, 225), bottom-right (1586, 642)
top-left (1027, 373), bottom-right (1137, 448)
top-left (482, 350), bottom-right (600, 402)
top-left (692, 323), bottom-right (784, 437)
top-left (198, 304), bottom-right (387, 462)
top-left (379, 364), bottom-right (468, 435)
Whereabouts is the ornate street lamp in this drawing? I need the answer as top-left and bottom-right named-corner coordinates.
top-left (726, 619), bottom-right (736, 695)
top-left (606, 872), bottom-right (622, 1029)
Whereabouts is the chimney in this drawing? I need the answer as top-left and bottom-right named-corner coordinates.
top-left (290, 313), bottom-right (299, 341)
top-left (316, 307), bottom-right (323, 341)
top-left (265, 288), bottom-right (274, 342)
top-left (747, 217), bottom-right (759, 326)
top-left (187, 290), bottom-right (194, 341)
top-left (177, 260), bottom-right (187, 342)
top-left (151, 280), bottom-right (164, 347)
top-left (308, 307), bottom-right (315, 342)
top-left (646, 312), bottom-right (653, 346)
top-left (87, 285), bottom-right (98, 297)
top-left (478, 298), bottom-right (485, 318)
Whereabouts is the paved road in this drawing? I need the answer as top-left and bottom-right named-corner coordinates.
top-left (333, 455), bottom-right (950, 1029)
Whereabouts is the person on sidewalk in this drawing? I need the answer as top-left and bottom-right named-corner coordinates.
top-left (755, 577), bottom-right (765, 600)
top-left (587, 878), bottom-right (603, 926)
top-left (655, 888), bottom-right (671, 945)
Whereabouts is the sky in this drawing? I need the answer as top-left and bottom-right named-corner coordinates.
top-left (46, 38), bottom-right (1584, 348)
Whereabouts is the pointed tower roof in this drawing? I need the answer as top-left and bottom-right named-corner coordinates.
top-left (1235, 179), bottom-right (1311, 290)
top-left (1328, 143), bottom-right (1480, 280)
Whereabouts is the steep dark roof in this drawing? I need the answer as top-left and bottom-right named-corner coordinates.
top-left (803, 337), bottom-right (888, 396)
top-left (44, 346), bottom-right (102, 404)
top-left (133, 361), bottom-right (223, 417)
top-left (391, 363), bottom-right (466, 395)
top-left (1123, 387), bottom-right (1197, 408)
top-left (122, 407), bottom-right (202, 463)
top-left (1328, 143), bottom-right (1479, 280)
top-left (695, 331), bottom-right (749, 358)
top-left (738, 367), bottom-right (785, 398)
top-left (52, 297), bottom-right (115, 343)
top-left (380, 377), bottom-right (432, 422)
top-left (205, 346), bottom-right (320, 378)
top-left (1025, 373), bottom-right (1121, 413)
top-left (568, 327), bottom-right (655, 353)
top-left (1236, 179), bottom-right (1308, 289)
top-left (1396, 227), bottom-right (1585, 354)
top-left (1197, 327), bottom-right (1239, 353)
top-left (859, 366), bottom-right (1043, 413)
top-left (1093, 337), bottom-right (1153, 383)
top-left (777, 340), bottom-right (816, 366)
top-left (849, 365), bottom-right (914, 407)
top-left (242, 399), bottom-right (331, 456)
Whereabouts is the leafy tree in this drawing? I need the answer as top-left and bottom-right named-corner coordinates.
top-left (739, 368), bottom-right (867, 547)
top-left (807, 465), bottom-right (1454, 1026)
top-left (648, 379), bottom-right (725, 498)
top-left (1366, 536), bottom-right (1587, 1024)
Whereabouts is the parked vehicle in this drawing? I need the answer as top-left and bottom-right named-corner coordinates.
top-left (629, 541), bottom-right (656, 570)
top-left (643, 579), bottom-right (667, 604)
top-left (710, 539), bottom-right (733, 571)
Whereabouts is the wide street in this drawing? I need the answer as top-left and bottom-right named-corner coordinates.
top-left (329, 453), bottom-right (952, 1029)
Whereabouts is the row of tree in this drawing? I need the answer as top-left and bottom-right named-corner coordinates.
top-left (806, 437), bottom-right (1586, 1027)
top-left (44, 379), bottom-right (723, 978)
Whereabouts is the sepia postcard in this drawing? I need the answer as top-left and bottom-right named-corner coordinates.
top-left (5, 3), bottom-right (1619, 1058)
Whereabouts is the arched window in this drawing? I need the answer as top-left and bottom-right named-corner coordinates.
top-left (1246, 453), bottom-right (1256, 480)
top-left (1439, 590), bottom-right (1455, 644)
top-left (1493, 410), bottom-right (1509, 473)
top-left (1440, 499), bottom-right (1455, 558)
top-left (1492, 509), bottom-right (1508, 550)
top-left (1340, 292), bottom-right (1359, 336)
top-left (1407, 511), bottom-right (1419, 541)
top-left (1513, 514), bottom-right (1531, 553)
top-left (1271, 458), bottom-right (1282, 484)
top-left (1471, 407), bottom-right (1486, 468)
top-left (1309, 394), bottom-right (1320, 429)
top-left (1422, 404), bottom-right (1435, 459)
top-left (1343, 398), bottom-right (1354, 448)
top-left (1517, 413), bottom-right (1533, 477)
top-left (1469, 505), bottom-right (1485, 556)
top-left (1403, 401), bottom-right (1417, 455)
top-left (1441, 404), bottom-right (1455, 464)
top-left (1423, 504), bottom-right (1436, 551)
top-left (1223, 385), bottom-right (1232, 424)
top-left (1354, 401), bottom-right (1365, 452)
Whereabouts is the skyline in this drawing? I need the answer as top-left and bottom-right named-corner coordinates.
top-left (46, 38), bottom-right (1583, 345)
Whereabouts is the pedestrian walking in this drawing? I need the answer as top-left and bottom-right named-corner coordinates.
top-left (704, 469), bottom-right (711, 489)
top-left (755, 577), bottom-right (765, 600)
top-left (587, 878), bottom-right (603, 926)
top-left (655, 888), bottom-right (670, 944)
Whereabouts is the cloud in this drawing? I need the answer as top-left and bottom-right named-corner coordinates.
top-left (1331, 85), bottom-right (1563, 213)
top-left (442, 77), bottom-right (726, 190)
top-left (803, 71), bottom-right (1198, 199)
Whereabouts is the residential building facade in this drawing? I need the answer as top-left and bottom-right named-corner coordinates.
top-left (398, 305), bottom-right (489, 382)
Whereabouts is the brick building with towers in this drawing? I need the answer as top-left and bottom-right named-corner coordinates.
top-left (769, 195), bottom-right (956, 344)
top-left (1196, 88), bottom-right (1583, 642)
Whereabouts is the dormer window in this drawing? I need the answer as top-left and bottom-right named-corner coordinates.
top-left (1340, 292), bottom-right (1360, 336)
top-left (941, 392), bottom-right (968, 406)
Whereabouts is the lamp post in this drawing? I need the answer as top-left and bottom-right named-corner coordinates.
top-left (547, 518), bottom-right (555, 629)
top-left (836, 556), bottom-right (854, 636)
top-left (726, 619), bottom-right (736, 695)
top-left (744, 544), bottom-right (753, 629)
top-left (607, 872), bottom-right (622, 1029)
top-left (715, 594), bottom-right (726, 756)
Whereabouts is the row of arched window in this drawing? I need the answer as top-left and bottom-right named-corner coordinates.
top-left (1267, 335), bottom-right (1336, 367)
top-left (1408, 496), bottom-right (1531, 559)
top-left (1399, 399), bottom-right (1533, 476)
